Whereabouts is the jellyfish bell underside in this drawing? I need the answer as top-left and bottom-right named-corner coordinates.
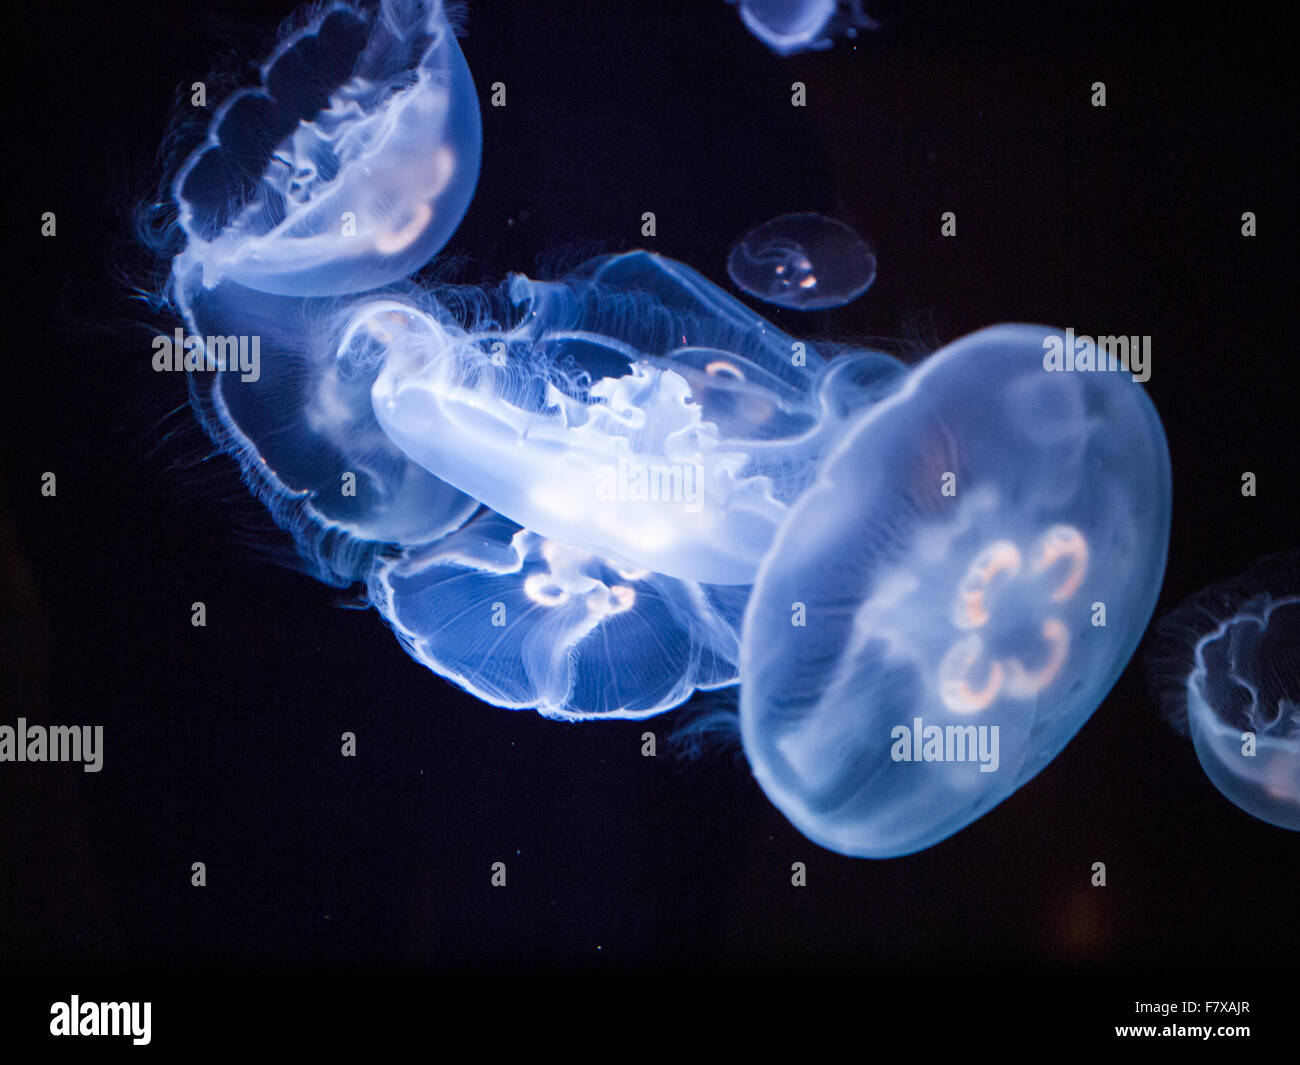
top-left (369, 509), bottom-right (751, 719)
top-left (171, 0), bottom-right (482, 299)
top-left (739, 324), bottom-right (1172, 858)
top-left (727, 212), bottom-right (877, 311)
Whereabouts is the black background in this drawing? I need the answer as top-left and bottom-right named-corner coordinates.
top-left (2, 0), bottom-right (1296, 1047)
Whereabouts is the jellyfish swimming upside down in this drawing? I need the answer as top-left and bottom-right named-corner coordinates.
top-left (170, 0), bottom-right (482, 301)
top-left (738, 324), bottom-right (1173, 858)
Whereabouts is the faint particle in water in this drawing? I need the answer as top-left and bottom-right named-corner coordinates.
top-left (727, 213), bottom-right (877, 311)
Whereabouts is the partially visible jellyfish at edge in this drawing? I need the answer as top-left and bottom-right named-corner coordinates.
top-left (1146, 552), bottom-right (1300, 830)
top-left (739, 324), bottom-right (1172, 857)
top-left (727, 0), bottom-right (878, 56)
top-left (728, 213), bottom-right (877, 311)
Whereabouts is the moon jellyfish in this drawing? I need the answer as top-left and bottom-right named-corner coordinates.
top-left (727, 213), bottom-right (877, 311)
top-left (370, 510), bottom-right (750, 718)
top-left (178, 282), bottom-right (480, 585)
top-left (171, 0), bottom-right (481, 299)
top-left (360, 251), bottom-right (906, 585)
top-left (1146, 553), bottom-right (1300, 830)
top-left (727, 0), bottom-right (878, 56)
top-left (739, 324), bottom-right (1172, 857)
top-left (145, 0), bottom-right (484, 584)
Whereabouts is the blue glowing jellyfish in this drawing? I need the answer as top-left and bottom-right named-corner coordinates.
top-left (1146, 553), bottom-right (1300, 831)
top-left (149, 0), bottom-right (1182, 761)
top-left (370, 509), bottom-right (750, 718)
top-left (140, 1), bottom-right (912, 722)
top-left (362, 251), bottom-right (905, 585)
top-left (727, 0), bottom-right (877, 56)
top-left (171, 0), bottom-right (481, 299)
top-left (176, 281), bottom-right (480, 585)
top-left (727, 213), bottom-right (877, 311)
top-left (739, 324), bottom-right (1172, 857)
top-left (150, 0), bottom-right (484, 585)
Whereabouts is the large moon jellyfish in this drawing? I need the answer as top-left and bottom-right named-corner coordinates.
top-left (727, 213), bottom-right (877, 311)
top-left (739, 325), bottom-right (1172, 857)
top-left (362, 251), bottom-right (905, 585)
top-left (172, 0), bottom-right (481, 299)
top-left (727, 0), bottom-right (877, 56)
top-left (1146, 553), bottom-right (1300, 830)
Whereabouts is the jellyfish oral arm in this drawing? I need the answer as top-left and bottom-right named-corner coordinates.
top-left (364, 317), bottom-right (788, 585)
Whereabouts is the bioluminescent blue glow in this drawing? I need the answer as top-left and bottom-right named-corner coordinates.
top-left (1147, 553), bottom-right (1300, 831)
top-left (727, 213), bottom-right (877, 311)
top-left (171, 0), bottom-right (481, 299)
top-left (148, 9), bottom-right (906, 717)
top-left (361, 251), bottom-right (905, 585)
top-left (727, 0), bottom-right (877, 56)
top-left (369, 509), bottom-right (750, 719)
top-left (142, 0), bottom-right (1180, 854)
top-left (177, 280), bottom-right (479, 586)
top-left (155, 0), bottom-right (484, 587)
top-left (739, 325), bottom-right (1172, 857)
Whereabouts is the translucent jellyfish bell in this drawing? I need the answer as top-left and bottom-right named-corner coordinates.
top-left (1146, 553), bottom-right (1300, 830)
top-left (728, 0), bottom-right (878, 56)
top-left (740, 324), bottom-right (1172, 858)
top-left (175, 281), bottom-right (479, 585)
top-left (171, 0), bottom-right (481, 297)
top-left (370, 510), bottom-right (750, 718)
top-left (360, 252), bottom-right (906, 585)
top-left (727, 213), bottom-right (877, 311)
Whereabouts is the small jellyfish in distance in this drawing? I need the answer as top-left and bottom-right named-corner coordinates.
top-left (171, 0), bottom-right (481, 298)
top-left (1146, 553), bottom-right (1300, 830)
top-left (727, 0), bottom-right (877, 56)
top-left (739, 324), bottom-right (1172, 858)
top-left (727, 213), bottom-right (877, 311)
